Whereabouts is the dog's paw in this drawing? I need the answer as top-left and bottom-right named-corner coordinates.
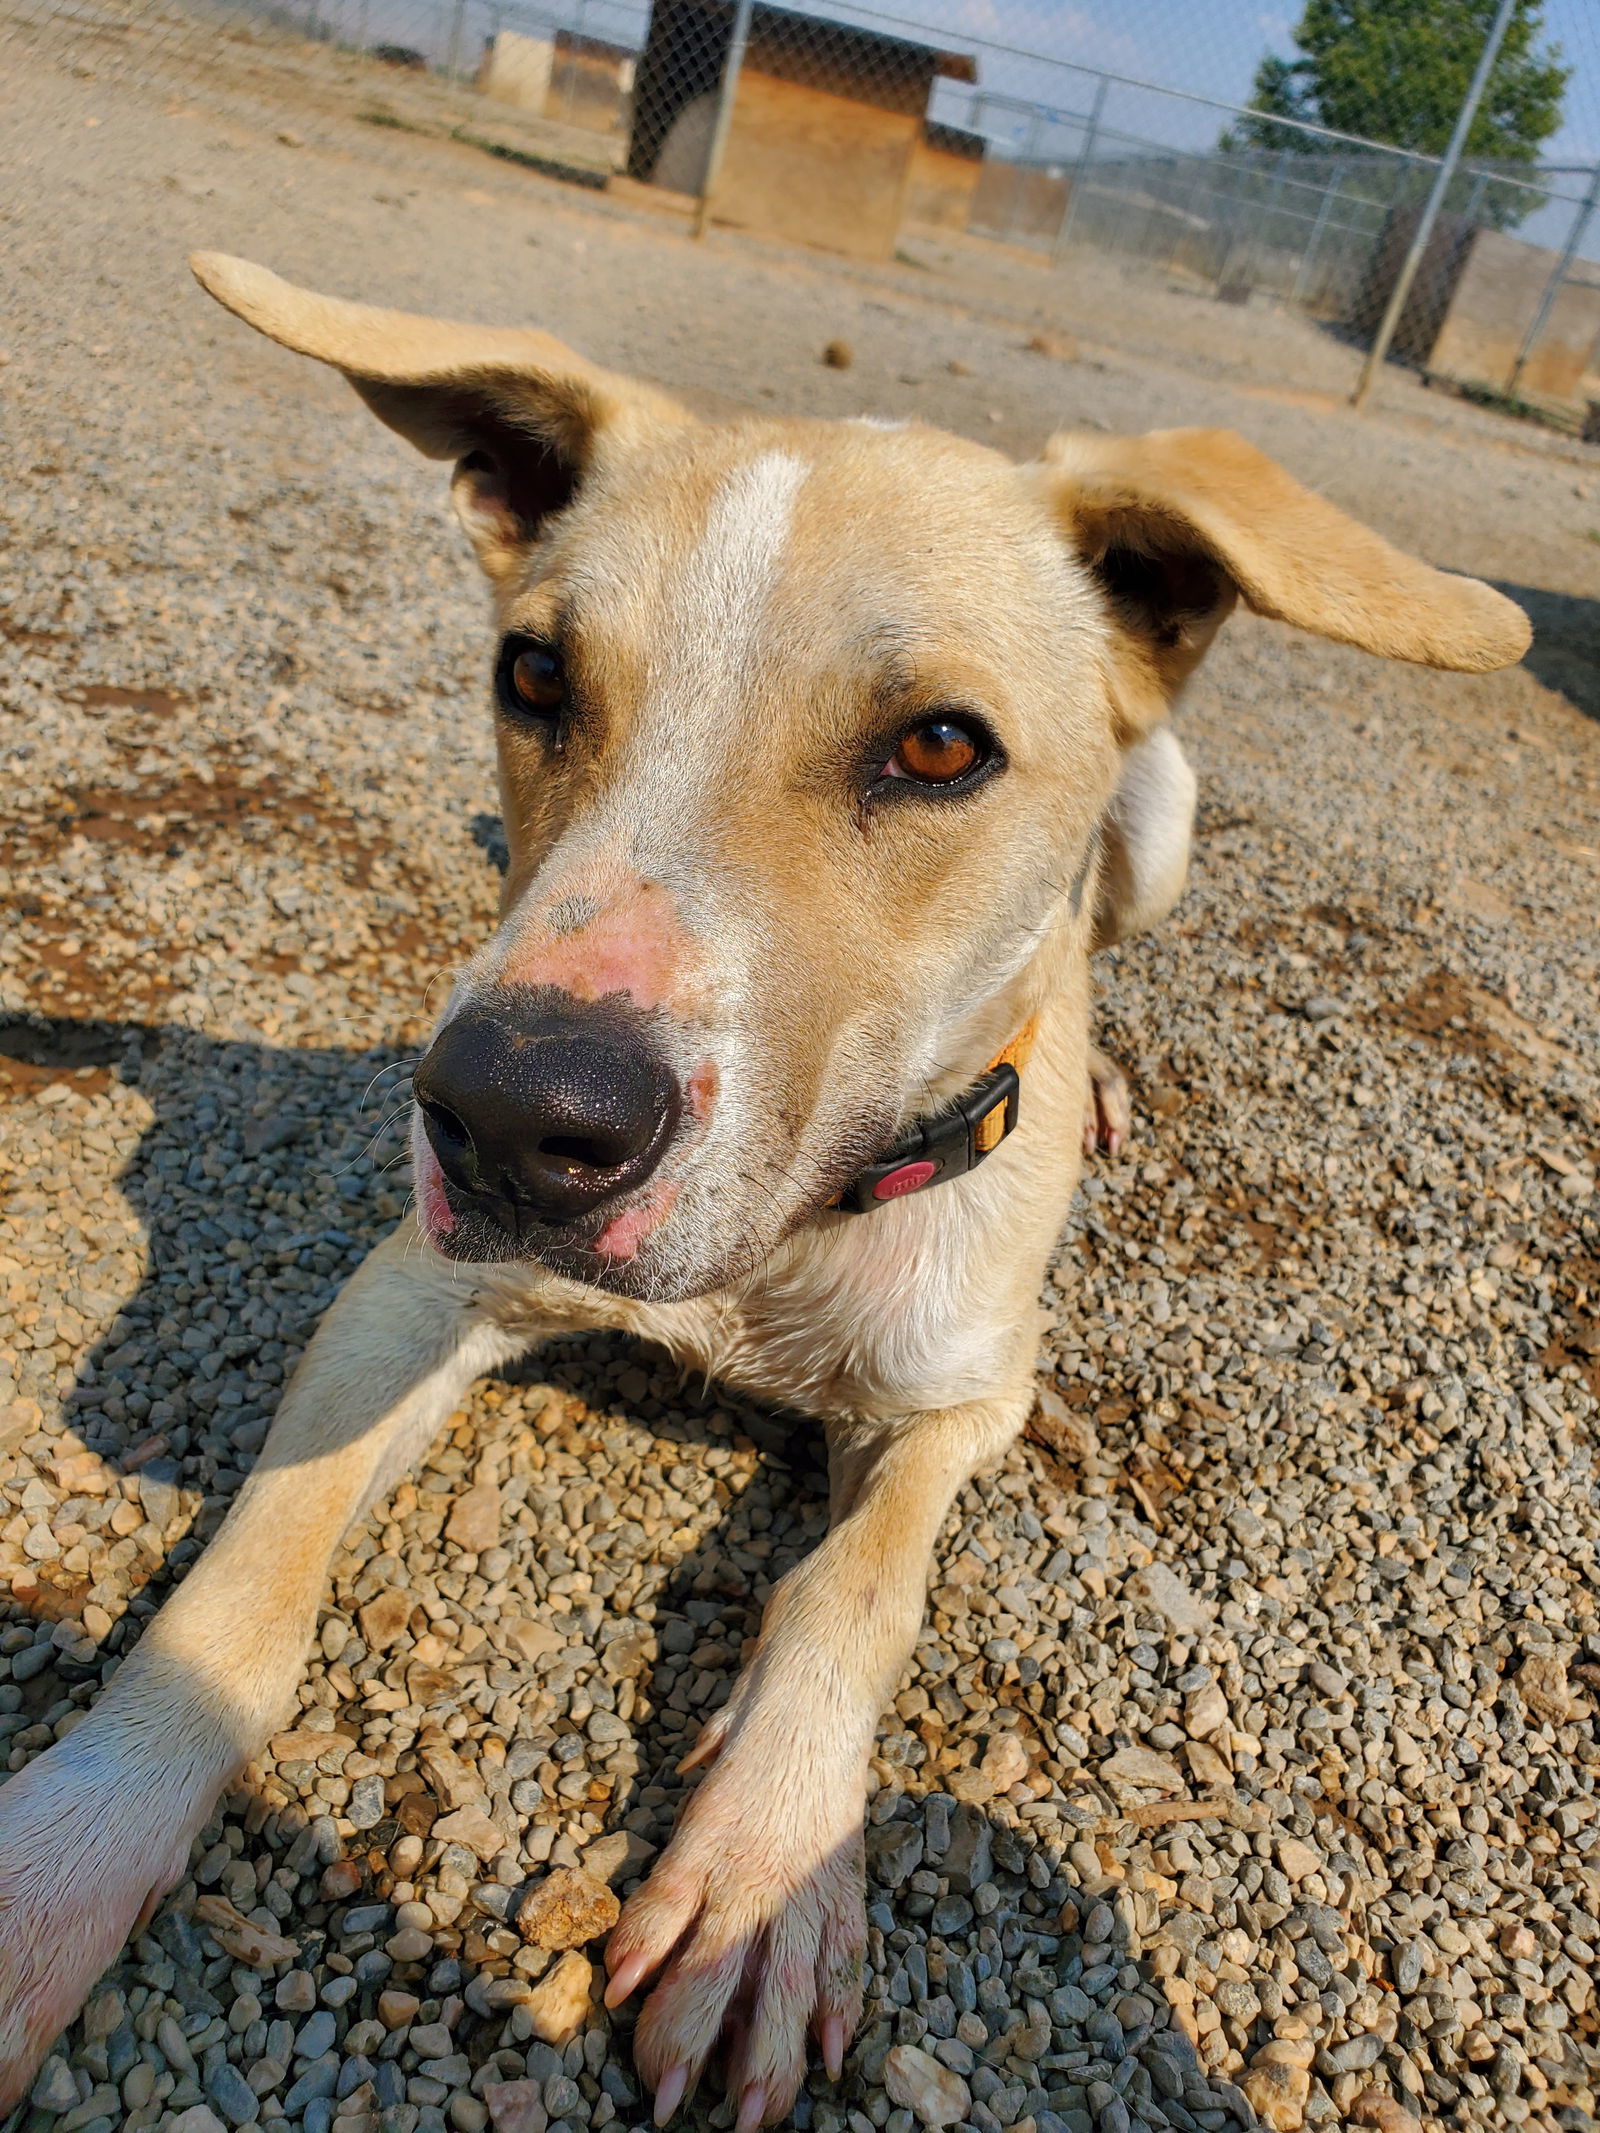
top-left (0, 1739), bottom-right (192, 2112)
top-left (1084, 1045), bottom-right (1132, 1157)
top-left (604, 1756), bottom-right (866, 2129)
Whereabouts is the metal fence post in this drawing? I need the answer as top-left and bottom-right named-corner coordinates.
top-left (1351, 0), bottom-right (1518, 411)
top-left (1291, 154), bottom-right (1343, 305)
top-left (446, 0), bottom-right (466, 79)
top-left (693, 0), bottom-right (755, 240)
top-left (1505, 159), bottom-right (1600, 398)
top-left (1015, 104), bottom-right (1042, 245)
top-left (1054, 70), bottom-right (1107, 260)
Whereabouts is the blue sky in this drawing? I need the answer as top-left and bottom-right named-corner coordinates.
top-left (833, 0), bottom-right (1600, 251)
top-left (875, 0), bottom-right (1597, 159)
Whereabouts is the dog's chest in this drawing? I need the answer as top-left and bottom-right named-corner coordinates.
top-left (693, 1201), bottom-right (1033, 1419)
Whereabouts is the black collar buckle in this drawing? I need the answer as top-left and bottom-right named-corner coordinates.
top-left (836, 1061), bottom-right (1021, 1215)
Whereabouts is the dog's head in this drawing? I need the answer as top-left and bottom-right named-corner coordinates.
top-left (193, 254), bottom-right (1529, 1300)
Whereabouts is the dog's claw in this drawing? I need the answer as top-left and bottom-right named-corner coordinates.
top-left (652, 2063), bottom-right (689, 2125)
top-left (1085, 1045), bottom-right (1133, 1157)
top-left (614, 1752), bottom-right (867, 2132)
top-left (818, 2011), bottom-right (847, 2082)
top-left (675, 1706), bottom-right (732, 1774)
top-left (603, 1945), bottom-right (654, 2009)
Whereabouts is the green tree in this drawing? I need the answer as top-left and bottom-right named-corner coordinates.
top-left (1229, 0), bottom-right (1568, 183)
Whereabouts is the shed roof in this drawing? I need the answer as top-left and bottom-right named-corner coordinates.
top-left (631, 0), bottom-right (977, 181)
top-left (749, 0), bottom-right (977, 83)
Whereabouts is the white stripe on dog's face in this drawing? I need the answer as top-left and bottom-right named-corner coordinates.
top-left (663, 450), bottom-right (807, 712)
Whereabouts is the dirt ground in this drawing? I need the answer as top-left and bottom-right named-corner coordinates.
top-left (2, 14), bottom-right (1600, 2133)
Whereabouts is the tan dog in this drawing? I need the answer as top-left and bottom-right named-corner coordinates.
top-left (0, 255), bottom-right (1530, 2125)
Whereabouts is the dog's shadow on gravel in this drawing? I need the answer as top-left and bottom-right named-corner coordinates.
top-left (0, 1008), bottom-right (1234, 2133)
top-left (1496, 579), bottom-right (1600, 723)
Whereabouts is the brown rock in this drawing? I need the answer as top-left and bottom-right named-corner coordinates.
top-left (504, 1616), bottom-right (563, 1663)
top-left (599, 1630), bottom-right (654, 1680)
top-left (1100, 1746), bottom-right (1186, 1792)
top-left (320, 1859), bottom-right (363, 1901)
top-left (515, 1867), bottom-right (621, 1949)
top-left (378, 1990), bottom-right (420, 2029)
top-left (444, 1482), bottom-right (501, 1554)
top-left (523, 1950), bottom-right (594, 2044)
top-left (396, 1791), bottom-right (439, 1837)
top-left (947, 358), bottom-right (972, 375)
top-left (944, 1768), bottom-right (994, 1804)
top-left (883, 2044), bottom-right (970, 2128)
top-left (1126, 1561), bottom-right (1213, 1634)
top-left (359, 1589), bottom-right (413, 1650)
top-left (1275, 1836), bottom-right (1322, 1883)
top-left (1517, 1651), bottom-right (1571, 1724)
top-left (582, 1830), bottom-right (658, 1884)
top-left (1498, 1921), bottom-right (1537, 1960)
top-left (979, 1732), bottom-right (1030, 1791)
top-left (1268, 2036), bottom-right (1315, 2068)
top-left (1025, 330), bottom-right (1078, 360)
top-left (431, 1804), bottom-right (506, 1861)
top-left (268, 1729), bottom-right (343, 1765)
top-left (192, 1895), bottom-right (298, 1967)
top-left (1350, 2089), bottom-right (1423, 2133)
top-left (484, 2080), bottom-right (548, 2133)
top-left (1165, 1973), bottom-right (1198, 2045)
top-left (1184, 1680), bottom-right (1230, 1738)
top-left (1241, 2042), bottom-right (1312, 2131)
top-left (1030, 1383), bottom-right (1097, 1464)
top-left (822, 339), bottom-right (853, 369)
top-left (418, 1739), bottom-right (482, 1810)
top-left (1185, 1740), bottom-right (1232, 1786)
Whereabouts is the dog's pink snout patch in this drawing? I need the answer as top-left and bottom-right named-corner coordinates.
top-left (503, 878), bottom-right (685, 1010)
top-left (872, 1160), bottom-right (938, 1200)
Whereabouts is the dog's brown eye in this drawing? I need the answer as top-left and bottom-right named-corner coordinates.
top-left (511, 645), bottom-right (563, 712)
top-left (890, 718), bottom-right (982, 785)
top-left (496, 636), bottom-right (567, 732)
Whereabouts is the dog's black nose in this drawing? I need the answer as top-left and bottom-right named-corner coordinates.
top-left (414, 993), bottom-right (680, 1231)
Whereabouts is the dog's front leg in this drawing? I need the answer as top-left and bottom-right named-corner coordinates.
top-left (605, 1385), bottom-right (1033, 2131)
top-left (0, 1222), bottom-right (526, 2111)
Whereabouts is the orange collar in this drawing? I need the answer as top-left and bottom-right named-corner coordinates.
top-left (834, 1017), bottom-right (1037, 1214)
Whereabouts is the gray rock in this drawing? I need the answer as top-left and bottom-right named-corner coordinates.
top-left (205, 2060), bottom-right (262, 2127)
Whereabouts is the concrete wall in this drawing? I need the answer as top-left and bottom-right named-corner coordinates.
top-left (1431, 227), bottom-right (1600, 407)
top-left (476, 28), bottom-right (554, 115)
top-left (904, 137), bottom-right (982, 234)
top-left (704, 67), bottom-right (919, 262)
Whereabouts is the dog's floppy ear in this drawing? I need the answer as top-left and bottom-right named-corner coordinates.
top-left (190, 252), bottom-right (689, 580)
top-left (1039, 426), bottom-right (1531, 740)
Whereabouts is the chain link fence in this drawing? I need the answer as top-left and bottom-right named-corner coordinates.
top-left (3, 0), bottom-right (1598, 433)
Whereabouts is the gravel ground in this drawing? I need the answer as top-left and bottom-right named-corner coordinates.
top-left (2, 21), bottom-right (1600, 2133)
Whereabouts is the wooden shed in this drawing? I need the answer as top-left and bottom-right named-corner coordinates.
top-left (479, 26), bottom-right (635, 137)
top-left (477, 27), bottom-right (554, 114)
top-left (1358, 208), bottom-right (1600, 410)
top-left (629, 0), bottom-right (976, 263)
top-left (905, 119), bottom-right (986, 234)
top-left (548, 31), bottom-right (636, 136)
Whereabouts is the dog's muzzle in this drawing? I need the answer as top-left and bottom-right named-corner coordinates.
top-left (413, 988), bottom-right (681, 1263)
